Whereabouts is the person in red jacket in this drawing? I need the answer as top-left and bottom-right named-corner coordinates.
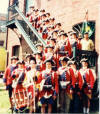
top-left (11, 60), bottom-right (27, 112)
top-left (24, 57), bottom-right (38, 113)
top-left (68, 60), bottom-right (83, 113)
top-left (43, 45), bottom-right (57, 71)
top-left (57, 57), bottom-right (71, 113)
top-left (35, 51), bottom-right (45, 72)
top-left (78, 58), bottom-right (95, 114)
top-left (3, 56), bottom-right (18, 110)
top-left (37, 59), bottom-right (58, 113)
top-left (55, 33), bottom-right (72, 65)
top-left (36, 43), bottom-right (44, 54)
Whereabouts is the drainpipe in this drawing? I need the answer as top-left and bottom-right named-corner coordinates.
top-left (5, 0), bottom-right (10, 66)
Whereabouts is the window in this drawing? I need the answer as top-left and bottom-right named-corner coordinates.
top-left (72, 21), bottom-right (95, 42)
top-left (0, 41), bottom-right (4, 46)
top-left (12, 45), bottom-right (20, 57)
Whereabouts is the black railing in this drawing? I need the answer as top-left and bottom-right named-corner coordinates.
top-left (74, 48), bottom-right (98, 69)
top-left (7, 3), bottom-right (47, 47)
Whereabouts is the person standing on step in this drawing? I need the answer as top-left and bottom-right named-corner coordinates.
top-left (68, 60), bottom-right (83, 113)
top-left (37, 59), bottom-right (58, 113)
top-left (78, 58), bottom-right (95, 114)
top-left (58, 57), bottom-right (72, 113)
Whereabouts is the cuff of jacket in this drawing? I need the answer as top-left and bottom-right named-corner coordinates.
top-left (70, 85), bottom-right (74, 90)
top-left (54, 91), bottom-right (57, 96)
top-left (3, 78), bottom-right (6, 83)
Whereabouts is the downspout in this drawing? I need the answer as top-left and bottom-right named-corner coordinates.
top-left (6, 0), bottom-right (10, 66)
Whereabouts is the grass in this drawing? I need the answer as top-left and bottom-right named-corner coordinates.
top-left (0, 90), bottom-right (11, 113)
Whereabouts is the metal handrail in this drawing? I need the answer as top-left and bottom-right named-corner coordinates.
top-left (15, 20), bottom-right (37, 53)
top-left (14, 6), bottom-right (47, 47)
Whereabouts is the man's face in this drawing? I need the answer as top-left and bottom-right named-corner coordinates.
top-left (53, 32), bottom-right (57, 37)
top-left (11, 59), bottom-right (17, 64)
top-left (60, 60), bottom-right (66, 66)
top-left (36, 54), bottom-right (41, 60)
top-left (82, 61), bottom-right (88, 67)
top-left (61, 35), bottom-right (65, 40)
top-left (56, 25), bottom-right (61, 29)
top-left (30, 60), bottom-right (36, 68)
top-left (18, 64), bottom-right (23, 69)
top-left (47, 48), bottom-right (53, 53)
top-left (30, 8), bottom-right (34, 12)
top-left (84, 34), bottom-right (88, 39)
top-left (37, 46), bottom-right (43, 52)
top-left (26, 57), bottom-right (30, 62)
top-left (46, 62), bottom-right (52, 69)
top-left (72, 34), bottom-right (77, 39)
top-left (50, 40), bottom-right (55, 46)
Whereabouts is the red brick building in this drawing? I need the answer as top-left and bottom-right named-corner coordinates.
top-left (6, 0), bottom-right (100, 64)
top-left (0, 13), bottom-right (7, 48)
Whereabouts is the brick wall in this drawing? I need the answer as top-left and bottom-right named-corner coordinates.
top-left (7, 0), bottom-right (30, 64)
top-left (39, 0), bottom-right (100, 54)
top-left (7, 0), bottom-right (100, 64)
top-left (0, 33), bottom-right (6, 48)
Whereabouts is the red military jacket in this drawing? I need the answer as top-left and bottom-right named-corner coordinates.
top-left (11, 68), bottom-right (26, 91)
top-left (69, 68), bottom-right (83, 90)
top-left (37, 69), bottom-right (58, 98)
top-left (58, 66), bottom-right (71, 93)
top-left (4, 65), bottom-right (16, 86)
top-left (78, 68), bottom-right (95, 93)
top-left (57, 39), bottom-right (72, 57)
top-left (36, 59), bottom-right (45, 71)
top-left (43, 52), bottom-right (56, 63)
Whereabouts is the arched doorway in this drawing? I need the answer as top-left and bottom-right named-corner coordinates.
top-left (72, 21), bottom-right (95, 42)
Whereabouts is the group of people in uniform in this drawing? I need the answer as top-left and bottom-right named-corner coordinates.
top-left (3, 5), bottom-right (96, 114)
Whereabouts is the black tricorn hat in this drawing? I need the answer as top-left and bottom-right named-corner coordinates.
top-left (71, 32), bottom-right (77, 35)
top-left (67, 31), bottom-right (73, 34)
top-left (17, 60), bottom-right (25, 65)
top-left (44, 59), bottom-right (55, 65)
top-left (80, 58), bottom-right (88, 63)
top-left (50, 38), bottom-right (56, 42)
top-left (34, 51), bottom-right (42, 56)
top-left (46, 45), bottom-right (54, 49)
top-left (40, 9), bottom-right (45, 12)
top-left (29, 6), bottom-right (34, 8)
top-left (36, 43), bottom-right (43, 47)
top-left (56, 23), bottom-right (61, 26)
top-left (25, 54), bottom-right (32, 59)
top-left (52, 30), bottom-right (59, 34)
top-left (59, 57), bottom-right (69, 62)
top-left (61, 33), bottom-right (68, 37)
top-left (67, 60), bottom-right (77, 66)
top-left (11, 56), bottom-right (19, 60)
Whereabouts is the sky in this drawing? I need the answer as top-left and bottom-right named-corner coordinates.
top-left (0, 0), bottom-right (9, 14)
